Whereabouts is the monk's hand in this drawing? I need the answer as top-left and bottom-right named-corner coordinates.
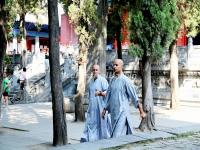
top-left (95, 90), bottom-right (101, 96)
top-left (140, 112), bottom-right (146, 119)
top-left (101, 108), bottom-right (106, 119)
top-left (138, 103), bottom-right (146, 119)
top-left (95, 90), bottom-right (99, 96)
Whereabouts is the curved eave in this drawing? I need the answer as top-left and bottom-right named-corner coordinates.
top-left (13, 28), bottom-right (49, 38)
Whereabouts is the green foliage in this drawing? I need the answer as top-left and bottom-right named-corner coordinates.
top-left (4, 55), bottom-right (11, 65)
top-left (14, 0), bottom-right (45, 14)
top-left (6, 0), bottom-right (46, 40)
top-left (0, 0), bottom-right (47, 44)
top-left (0, 0), bottom-right (16, 32)
top-left (178, 0), bottom-right (200, 37)
top-left (59, 0), bottom-right (72, 13)
top-left (62, 0), bottom-right (99, 51)
top-left (128, 0), bottom-right (180, 59)
top-left (129, 44), bottom-right (143, 57)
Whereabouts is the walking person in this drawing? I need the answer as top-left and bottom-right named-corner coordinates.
top-left (19, 67), bottom-right (27, 90)
top-left (81, 64), bottom-right (111, 142)
top-left (17, 67), bottom-right (27, 102)
top-left (2, 73), bottom-right (11, 106)
top-left (102, 59), bottom-right (146, 138)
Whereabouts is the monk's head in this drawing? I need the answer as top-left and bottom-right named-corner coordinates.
top-left (113, 59), bottom-right (123, 75)
top-left (92, 64), bottom-right (100, 78)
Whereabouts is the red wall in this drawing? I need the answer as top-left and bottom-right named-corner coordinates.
top-left (176, 28), bottom-right (187, 46)
top-left (26, 37), bottom-right (32, 51)
top-left (60, 14), bottom-right (78, 46)
top-left (60, 13), bottom-right (187, 49)
top-left (113, 9), bottom-right (130, 50)
top-left (113, 10), bottom-right (187, 49)
top-left (121, 10), bottom-right (130, 48)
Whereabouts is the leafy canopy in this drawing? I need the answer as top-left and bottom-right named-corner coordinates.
top-left (0, 0), bottom-right (17, 31)
top-left (178, 0), bottom-right (200, 37)
top-left (128, 0), bottom-right (180, 59)
top-left (1, 0), bottom-right (47, 41)
top-left (62, 0), bottom-right (99, 51)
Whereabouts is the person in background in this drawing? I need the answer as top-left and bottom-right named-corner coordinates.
top-left (19, 67), bottom-right (26, 90)
top-left (80, 64), bottom-right (111, 142)
top-left (2, 73), bottom-right (11, 106)
top-left (102, 59), bottom-right (146, 138)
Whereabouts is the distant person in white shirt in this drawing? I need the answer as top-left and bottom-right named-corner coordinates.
top-left (19, 67), bottom-right (26, 90)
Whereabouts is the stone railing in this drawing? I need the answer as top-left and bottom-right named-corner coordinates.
top-left (107, 69), bottom-right (200, 79)
top-left (106, 69), bottom-right (200, 106)
top-left (106, 69), bottom-right (170, 78)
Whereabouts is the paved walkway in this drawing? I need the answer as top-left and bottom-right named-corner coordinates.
top-left (0, 102), bottom-right (200, 150)
top-left (120, 132), bottom-right (200, 150)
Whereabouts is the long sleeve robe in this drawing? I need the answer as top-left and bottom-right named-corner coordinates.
top-left (81, 75), bottom-right (111, 142)
top-left (105, 73), bottom-right (139, 138)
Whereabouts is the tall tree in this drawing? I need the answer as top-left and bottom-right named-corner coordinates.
top-left (170, 0), bottom-right (200, 109)
top-left (48, 0), bottom-right (67, 146)
top-left (0, 0), bottom-right (7, 116)
top-left (91, 0), bottom-right (107, 76)
top-left (62, 0), bottom-right (100, 121)
top-left (14, 0), bottom-right (45, 67)
top-left (169, 38), bottom-right (179, 109)
top-left (183, 0), bottom-right (200, 37)
top-left (128, 0), bottom-right (180, 130)
top-left (0, 0), bottom-right (15, 116)
top-left (107, 1), bottom-right (123, 59)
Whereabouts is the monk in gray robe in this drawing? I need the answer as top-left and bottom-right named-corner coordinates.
top-left (102, 59), bottom-right (146, 138)
top-left (81, 65), bottom-right (111, 142)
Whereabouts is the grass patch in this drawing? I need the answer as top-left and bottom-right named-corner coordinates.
top-left (166, 131), bottom-right (199, 140)
top-left (102, 139), bottom-right (158, 150)
top-left (102, 132), bottom-right (200, 150)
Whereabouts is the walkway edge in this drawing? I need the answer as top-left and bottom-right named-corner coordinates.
top-left (48, 125), bottom-right (200, 150)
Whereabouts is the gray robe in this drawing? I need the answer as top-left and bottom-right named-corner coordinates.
top-left (105, 73), bottom-right (139, 137)
top-left (81, 75), bottom-right (111, 142)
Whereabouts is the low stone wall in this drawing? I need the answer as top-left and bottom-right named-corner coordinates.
top-left (11, 45), bottom-right (200, 107)
top-left (108, 46), bottom-right (200, 106)
top-left (107, 70), bottom-right (200, 107)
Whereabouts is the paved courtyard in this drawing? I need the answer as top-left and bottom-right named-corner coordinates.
top-left (0, 102), bottom-right (200, 149)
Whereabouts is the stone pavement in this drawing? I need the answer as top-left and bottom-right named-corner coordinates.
top-left (0, 102), bottom-right (200, 150)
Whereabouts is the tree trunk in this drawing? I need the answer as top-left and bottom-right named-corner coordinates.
top-left (87, 0), bottom-right (107, 76)
top-left (0, 2), bottom-right (7, 119)
top-left (75, 0), bottom-right (107, 121)
top-left (74, 53), bottom-right (87, 121)
top-left (99, 0), bottom-right (107, 76)
top-left (169, 40), bottom-right (179, 109)
top-left (116, 28), bottom-right (122, 59)
top-left (48, 0), bottom-right (68, 146)
top-left (20, 13), bottom-right (27, 67)
top-left (139, 55), bottom-right (155, 131)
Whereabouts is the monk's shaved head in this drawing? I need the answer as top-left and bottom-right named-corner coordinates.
top-left (92, 64), bottom-right (100, 78)
top-left (113, 59), bottom-right (124, 68)
top-left (93, 64), bottom-right (100, 70)
top-left (113, 59), bottom-right (123, 76)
